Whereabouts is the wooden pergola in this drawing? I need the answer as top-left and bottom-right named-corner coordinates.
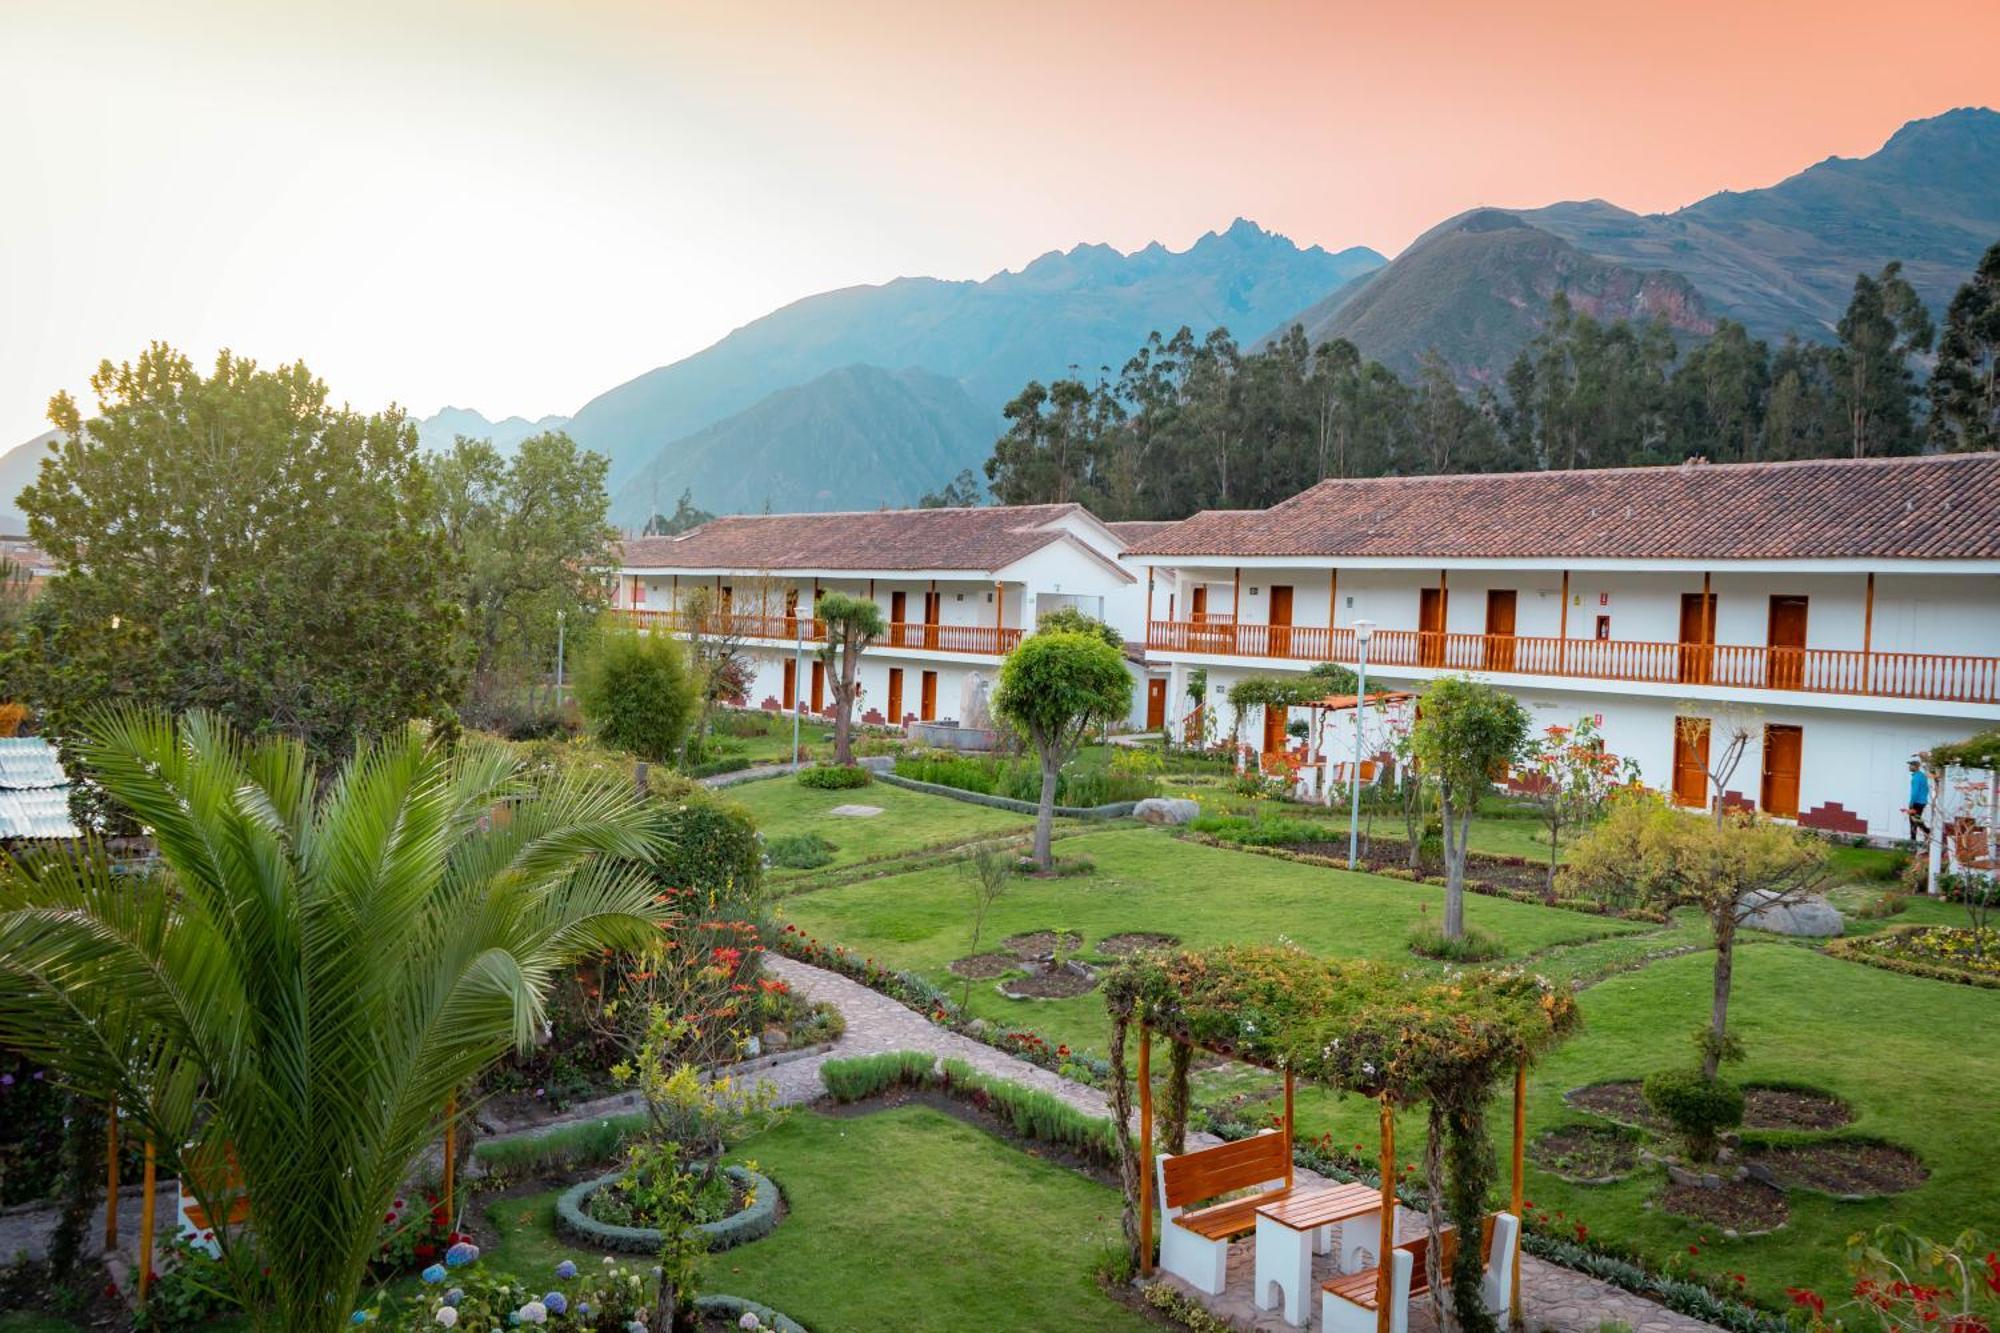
top-left (1105, 945), bottom-right (1579, 1331)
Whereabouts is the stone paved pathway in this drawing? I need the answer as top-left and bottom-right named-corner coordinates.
top-left (763, 954), bottom-right (1726, 1333)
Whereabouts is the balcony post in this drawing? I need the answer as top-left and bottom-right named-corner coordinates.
top-left (996, 580), bottom-right (1004, 637)
top-left (1232, 566), bottom-right (1242, 654)
top-left (1863, 572), bottom-right (1875, 693)
top-left (1558, 570), bottom-right (1569, 673)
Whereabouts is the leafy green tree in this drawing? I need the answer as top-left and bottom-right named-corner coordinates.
top-left (428, 432), bottom-right (616, 714)
top-left (1563, 794), bottom-right (1826, 1077)
top-left (21, 345), bottom-right (458, 789)
top-left (0, 708), bottom-right (664, 1333)
top-left (1669, 319), bottom-right (1770, 461)
top-left (576, 629), bottom-right (699, 762)
top-left (1929, 240), bottom-right (2000, 453)
top-left (1835, 261), bottom-right (1934, 457)
top-left (918, 468), bottom-right (985, 507)
top-left (1515, 715), bottom-right (1636, 900)
top-left (1408, 676), bottom-right (1530, 937)
top-left (642, 488), bottom-right (714, 536)
top-left (1034, 605), bottom-right (1124, 650)
top-left (815, 592), bottom-right (885, 766)
top-left (993, 631), bottom-right (1132, 869)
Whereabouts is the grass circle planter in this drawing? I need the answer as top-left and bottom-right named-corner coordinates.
top-left (694, 1293), bottom-right (808, 1332)
top-left (556, 1165), bottom-right (780, 1254)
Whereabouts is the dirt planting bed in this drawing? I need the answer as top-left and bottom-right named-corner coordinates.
top-left (947, 952), bottom-right (1018, 979)
top-left (1528, 1124), bottom-right (1641, 1183)
top-left (1564, 1081), bottom-right (1666, 1132)
top-left (1659, 1178), bottom-right (1789, 1234)
top-left (1001, 929), bottom-right (1082, 960)
top-left (1744, 1140), bottom-right (1926, 1197)
top-left (1096, 931), bottom-right (1181, 957)
top-left (1741, 1084), bottom-right (1853, 1131)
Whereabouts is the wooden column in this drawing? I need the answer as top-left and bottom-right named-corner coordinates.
top-left (1376, 1097), bottom-right (1395, 1333)
top-left (104, 1098), bottom-right (119, 1250)
top-left (1329, 568), bottom-right (1339, 630)
top-left (996, 580), bottom-right (1004, 633)
top-left (1145, 567), bottom-right (1154, 629)
top-left (1511, 1060), bottom-right (1527, 1329)
top-left (1557, 570), bottom-right (1570, 674)
top-left (1862, 572), bottom-right (1876, 692)
top-left (1283, 1070), bottom-right (1296, 1191)
top-left (443, 1092), bottom-right (458, 1227)
top-left (1138, 1025), bottom-right (1154, 1276)
top-left (137, 1138), bottom-right (157, 1304)
top-left (1232, 567), bottom-right (1243, 653)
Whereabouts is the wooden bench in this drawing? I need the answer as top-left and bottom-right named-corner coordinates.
top-left (177, 1143), bottom-right (251, 1257)
top-left (1321, 1212), bottom-right (1518, 1333)
top-left (1155, 1131), bottom-right (1292, 1294)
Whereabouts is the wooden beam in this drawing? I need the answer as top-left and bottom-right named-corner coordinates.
top-left (1512, 1060), bottom-right (1527, 1329)
top-left (1863, 571), bottom-right (1875, 656)
top-left (1283, 1070), bottom-right (1296, 1191)
top-left (138, 1138), bottom-right (157, 1305)
top-left (1139, 1025), bottom-right (1154, 1276)
top-left (105, 1097), bottom-right (119, 1250)
top-left (1376, 1097), bottom-right (1395, 1333)
top-left (1329, 568), bottom-right (1339, 630)
top-left (1557, 570), bottom-right (1569, 674)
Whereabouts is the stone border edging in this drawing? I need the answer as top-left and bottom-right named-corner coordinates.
top-left (873, 770), bottom-right (1137, 818)
top-left (694, 1293), bottom-right (808, 1332)
top-left (556, 1165), bottom-right (779, 1254)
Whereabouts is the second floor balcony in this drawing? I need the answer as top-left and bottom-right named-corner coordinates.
top-left (1146, 618), bottom-right (2000, 707)
top-left (611, 608), bottom-right (1025, 657)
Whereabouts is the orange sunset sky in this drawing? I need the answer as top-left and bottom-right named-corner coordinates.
top-left (2, 0), bottom-right (1996, 442)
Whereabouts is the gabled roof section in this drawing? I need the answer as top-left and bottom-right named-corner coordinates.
top-left (1103, 520), bottom-right (1177, 546)
top-left (1126, 454), bottom-right (2000, 561)
top-left (618, 503), bottom-right (1102, 573)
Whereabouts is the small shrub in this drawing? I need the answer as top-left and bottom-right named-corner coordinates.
top-left (796, 764), bottom-right (872, 790)
top-left (1407, 921), bottom-right (1505, 962)
top-left (765, 832), bottom-right (837, 870)
top-left (1642, 1069), bottom-right (1744, 1164)
top-left (573, 630), bottom-right (698, 763)
top-left (473, 1115), bottom-right (645, 1178)
top-left (654, 795), bottom-right (764, 911)
top-left (133, 1237), bottom-right (241, 1331)
top-left (1187, 812), bottom-right (1325, 846)
top-left (819, 1050), bottom-right (938, 1102)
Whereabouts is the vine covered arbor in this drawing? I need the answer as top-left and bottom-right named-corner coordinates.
top-left (1105, 945), bottom-right (1580, 1331)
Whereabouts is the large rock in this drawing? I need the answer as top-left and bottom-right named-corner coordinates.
top-left (1133, 797), bottom-right (1200, 826)
top-left (1742, 890), bottom-right (1844, 938)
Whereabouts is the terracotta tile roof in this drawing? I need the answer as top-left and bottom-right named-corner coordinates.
top-left (1104, 520), bottom-right (1177, 546)
top-left (1126, 454), bottom-right (2000, 561)
top-left (619, 503), bottom-right (1093, 572)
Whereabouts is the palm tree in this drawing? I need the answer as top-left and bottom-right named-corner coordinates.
top-left (0, 709), bottom-right (666, 1332)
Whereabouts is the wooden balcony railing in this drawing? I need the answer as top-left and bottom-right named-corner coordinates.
top-left (611, 609), bottom-right (1022, 656)
top-left (1145, 618), bottom-right (2000, 706)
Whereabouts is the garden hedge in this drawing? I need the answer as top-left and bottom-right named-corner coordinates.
top-left (693, 1294), bottom-right (809, 1333)
top-left (874, 770), bottom-right (1137, 818)
top-left (555, 1165), bottom-right (780, 1254)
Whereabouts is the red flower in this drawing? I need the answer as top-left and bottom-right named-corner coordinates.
top-left (1688, 1245), bottom-right (1701, 1256)
top-left (1786, 1287), bottom-right (1825, 1315)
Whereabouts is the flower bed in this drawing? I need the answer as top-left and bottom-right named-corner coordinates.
top-left (1825, 923), bottom-right (2000, 989)
top-left (555, 1165), bottom-right (780, 1254)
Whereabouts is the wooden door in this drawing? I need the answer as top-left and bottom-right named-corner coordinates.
top-left (1767, 596), bottom-right (1808, 690)
top-left (920, 670), bottom-right (938, 721)
top-left (782, 659), bottom-right (797, 710)
top-left (1672, 718), bottom-right (1711, 808)
top-left (887, 668), bottom-right (904, 723)
top-left (810, 659), bottom-right (825, 713)
top-left (1418, 587), bottom-right (1446, 667)
top-left (1678, 592), bottom-right (1716, 684)
top-left (1267, 585), bottom-right (1294, 658)
top-left (1261, 704), bottom-right (1289, 757)
top-left (1483, 589), bottom-right (1517, 672)
top-left (1190, 586), bottom-right (1208, 622)
top-left (1760, 724), bottom-right (1803, 818)
top-left (923, 590), bottom-right (941, 649)
top-left (719, 584), bottom-right (732, 618)
top-left (1146, 679), bottom-right (1167, 730)
top-left (890, 590), bottom-right (908, 647)
top-left (784, 588), bottom-right (800, 637)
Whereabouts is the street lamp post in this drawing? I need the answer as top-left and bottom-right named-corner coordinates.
top-left (1347, 620), bottom-right (1375, 870)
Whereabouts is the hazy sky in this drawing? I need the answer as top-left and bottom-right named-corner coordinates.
top-left (4, 0), bottom-right (1996, 445)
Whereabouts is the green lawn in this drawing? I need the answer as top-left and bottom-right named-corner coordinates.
top-left (465, 1107), bottom-right (1145, 1333)
top-left (727, 776), bottom-right (1036, 883)
top-left (778, 824), bottom-right (1647, 1056)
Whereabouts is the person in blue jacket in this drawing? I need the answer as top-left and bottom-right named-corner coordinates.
top-left (1906, 758), bottom-right (1931, 842)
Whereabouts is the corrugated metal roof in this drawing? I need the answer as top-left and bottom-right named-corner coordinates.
top-left (0, 737), bottom-right (69, 790)
top-left (0, 789), bottom-right (80, 840)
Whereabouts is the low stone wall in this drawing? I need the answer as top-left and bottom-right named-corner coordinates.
top-left (555, 1165), bottom-right (781, 1254)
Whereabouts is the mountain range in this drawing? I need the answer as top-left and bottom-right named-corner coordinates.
top-left (6, 107), bottom-right (1996, 527)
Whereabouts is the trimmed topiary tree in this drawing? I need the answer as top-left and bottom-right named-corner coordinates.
top-left (994, 631), bottom-right (1133, 871)
top-left (815, 592), bottom-right (885, 767)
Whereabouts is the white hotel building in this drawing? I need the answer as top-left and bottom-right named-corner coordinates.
top-left (1122, 454), bottom-right (2000, 840)
top-left (613, 504), bottom-right (1165, 733)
